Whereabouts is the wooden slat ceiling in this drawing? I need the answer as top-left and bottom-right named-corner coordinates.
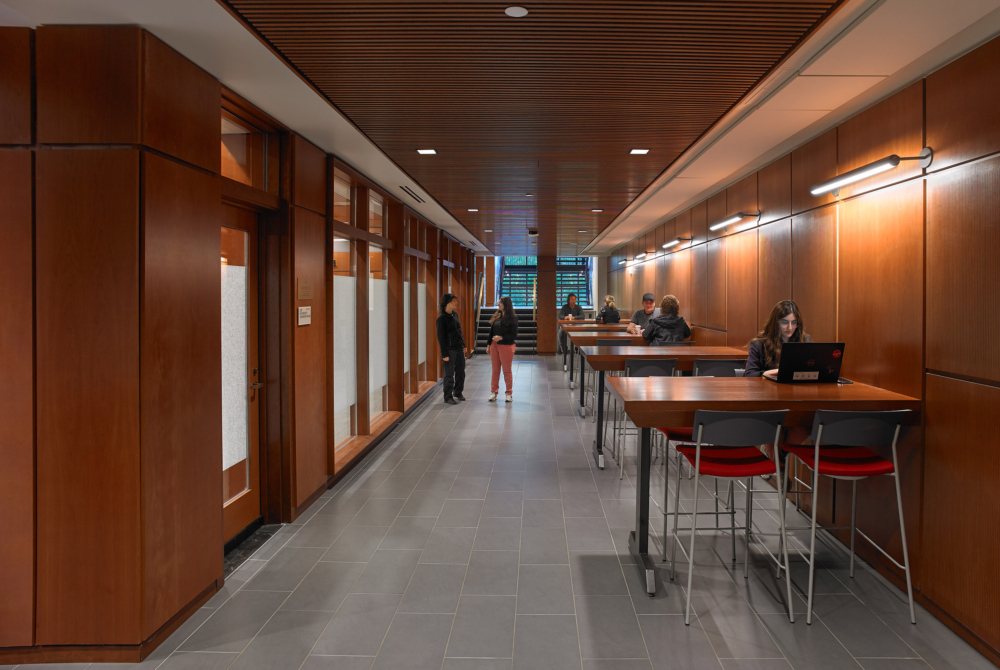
top-left (227, 0), bottom-right (841, 255)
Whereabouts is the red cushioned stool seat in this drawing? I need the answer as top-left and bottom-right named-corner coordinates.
top-left (676, 444), bottom-right (777, 478)
top-left (657, 426), bottom-right (694, 442)
top-left (783, 445), bottom-right (894, 477)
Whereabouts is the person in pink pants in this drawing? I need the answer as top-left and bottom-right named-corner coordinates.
top-left (487, 296), bottom-right (518, 402)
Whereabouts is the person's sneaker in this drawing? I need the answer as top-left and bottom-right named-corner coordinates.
top-left (444, 397), bottom-right (458, 405)
top-left (505, 394), bottom-right (513, 403)
top-left (454, 393), bottom-right (466, 401)
top-left (489, 393), bottom-right (498, 402)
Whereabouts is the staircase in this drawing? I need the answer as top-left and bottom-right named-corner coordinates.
top-left (475, 307), bottom-right (537, 354)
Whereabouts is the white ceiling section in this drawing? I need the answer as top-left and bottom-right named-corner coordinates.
top-left (0, 0), bottom-right (488, 253)
top-left (586, 0), bottom-right (1000, 254)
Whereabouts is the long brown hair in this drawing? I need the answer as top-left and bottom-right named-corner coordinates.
top-left (491, 296), bottom-right (515, 324)
top-left (751, 300), bottom-right (808, 369)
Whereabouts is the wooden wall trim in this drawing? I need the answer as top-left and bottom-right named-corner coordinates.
top-left (404, 245), bottom-right (430, 260)
top-left (222, 176), bottom-right (281, 211)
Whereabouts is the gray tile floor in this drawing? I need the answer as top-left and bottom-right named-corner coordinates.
top-left (15, 356), bottom-right (995, 670)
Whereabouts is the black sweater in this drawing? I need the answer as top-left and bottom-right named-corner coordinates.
top-left (597, 306), bottom-right (621, 324)
top-left (642, 314), bottom-right (691, 345)
top-left (489, 314), bottom-right (519, 345)
top-left (436, 311), bottom-right (466, 354)
top-left (559, 304), bottom-right (584, 319)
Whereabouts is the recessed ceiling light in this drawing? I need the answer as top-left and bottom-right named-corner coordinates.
top-left (578, 230), bottom-right (587, 233)
top-left (468, 208), bottom-right (479, 212)
top-left (591, 209), bottom-right (603, 212)
top-left (630, 149), bottom-right (649, 155)
top-left (416, 149), bottom-right (436, 155)
top-left (485, 229), bottom-right (493, 233)
top-left (525, 193), bottom-right (534, 197)
top-left (505, 6), bottom-right (528, 18)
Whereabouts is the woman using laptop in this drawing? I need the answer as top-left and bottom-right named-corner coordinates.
top-left (745, 300), bottom-right (811, 378)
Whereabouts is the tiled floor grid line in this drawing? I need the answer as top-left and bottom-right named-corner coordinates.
top-left (12, 355), bottom-right (995, 670)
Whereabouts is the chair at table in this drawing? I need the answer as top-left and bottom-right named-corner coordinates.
top-left (649, 340), bottom-right (694, 346)
top-left (667, 410), bottom-right (794, 625)
top-left (783, 410), bottom-right (915, 625)
top-left (584, 338), bottom-right (626, 420)
top-left (610, 358), bottom-right (676, 479)
top-left (693, 358), bottom-right (747, 377)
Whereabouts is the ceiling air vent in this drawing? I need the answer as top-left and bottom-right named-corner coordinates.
top-left (399, 185), bottom-right (425, 204)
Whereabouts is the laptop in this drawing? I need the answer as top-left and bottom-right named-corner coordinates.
top-left (766, 342), bottom-right (847, 384)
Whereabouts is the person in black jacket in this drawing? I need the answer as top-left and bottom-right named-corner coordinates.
top-left (745, 300), bottom-right (811, 378)
top-left (642, 295), bottom-right (691, 345)
top-left (487, 296), bottom-right (518, 402)
top-left (596, 295), bottom-right (620, 324)
top-left (558, 293), bottom-right (585, 353)
top-left (436, 293), bottom-right (467, 404)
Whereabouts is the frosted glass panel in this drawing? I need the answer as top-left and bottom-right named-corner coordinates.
top-left (333, 274), bottom-right (356, 446)
top-left (221, 263), bottom-right (248, 472)
top-left (418, 282), bottom-right (427, 364)
top-left (403, 281), bottom-right (410, 374)
top-left (369, 277), bottom-right (389, 415)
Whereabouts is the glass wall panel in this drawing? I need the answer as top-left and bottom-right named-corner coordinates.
top-left (418, 277), bottom-right (427, 365)
top-left (369, 193), bottom-right (384, 238)
top-left (404, 276), bottom-right (411, 375)
top-left (369, 243), bottom-right (389, 419)
top-left (333, 177), bottom-right (351, 224)
top-left (221, 116), bottom-right (252, 186)
top-left (332, 235), bottom-right (357, 447)
top-left (221, 227), bottom-right (249, 503)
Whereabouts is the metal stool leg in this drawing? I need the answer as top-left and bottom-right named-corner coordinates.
top-left (729, 481), bottom-right (736, 563)
top-left (849, 480), bottom-right (858, 578)
top-left (806, 466), bottom-right (820, 625)
top-left (777, 461), bottom-right (795, 623)
top-left (669, 452), bottom-right (683, 569)
top-left (890, 447), bottom-right (917, 624)
top-left (744, 477), bottom-right (752, 579)
top-left (684, 461), bottom-right (701, 625)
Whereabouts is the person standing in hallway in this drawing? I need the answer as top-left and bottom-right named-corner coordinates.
top-left (745, 300), bottom-right (811, 378)
top-left (558, 292), bottom-right (584, 353)
top-left (436, 293), bottom-right (467, 404)
top-left (641, 294), bottom-right (691, 344)
top-left (487, 296), bottom-right (518, 402)
top-left (626, 293), bottom-right (660, 334)
top-left (596, 294), bottom-right (620, 324)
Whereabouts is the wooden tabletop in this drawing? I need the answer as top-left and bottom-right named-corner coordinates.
top-left (560, 324), bottom-right (629, 332)
top-left (557, 319), bottom-right (600, 324)
top-left (567, 331), bottom-right (648, 347)
top-left (580, 345), bottom-right (747, 371)
top-left (604, 377), bottom-right (921, 428)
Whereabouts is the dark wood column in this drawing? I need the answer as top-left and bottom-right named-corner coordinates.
top-left (354, 184), bottom-right (371, 433)
top-left (386, 202), bottom-right (405, 411)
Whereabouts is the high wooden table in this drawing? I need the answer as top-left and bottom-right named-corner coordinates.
top-left (565, 331), bottom-right (647, 387)
top-left (559, 323), bottom-right (628, 369)
top-left (580, 346), bottom-right (748, 467)
top-left (603, 376), bottom-right (921, 597)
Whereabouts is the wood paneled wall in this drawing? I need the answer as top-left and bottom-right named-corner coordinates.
top-left (0, 149), bottom-right (35, 647)
top-left (607, 34), bottom-right (1000, 663)
top-left (536, 255), bottom-right (557, 354)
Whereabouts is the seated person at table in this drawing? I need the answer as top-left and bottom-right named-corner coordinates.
top-left (745, 300), bottom-right (811, 378)
top-left (558, 293), bottom-right (584, 353)
top-left (642, 294), bottom-right (691, 344)
top-left (596, 295), bottom-right (620, 324)
top-left (626, 293), bottom-right (660, 334)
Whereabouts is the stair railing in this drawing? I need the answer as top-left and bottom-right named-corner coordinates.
top-left (531, 277), bottom-right (537, 324)
top-left (474, 271), bottom-right (485, 348)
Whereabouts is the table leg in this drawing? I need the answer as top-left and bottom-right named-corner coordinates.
top-left (628, 426), bottom-right (659, 596)
top-left (579, 352), bottom-right (587, 416)
top-left (562, 328), bottom-right (567, 370)
top-left (592, 370), bottom-right (605, 469)
top-left (568, 343), bottom-right (575, 389)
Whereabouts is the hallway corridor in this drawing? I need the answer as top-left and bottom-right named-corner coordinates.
top-left (17, 356), bottom-right (991, 670)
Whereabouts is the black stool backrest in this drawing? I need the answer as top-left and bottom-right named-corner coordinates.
top-left (625, 358), bottom-right (676, 377)
top-left (692, 410), bottom-right (787, 447)
top-left (651, 340), bottom-right (694, 346)
top-left (810, 410), bottom-right (910, 447)
top-left (595, 339), bottom-right (621, 347)
top-left (693, 358), bottom-right (747, 377)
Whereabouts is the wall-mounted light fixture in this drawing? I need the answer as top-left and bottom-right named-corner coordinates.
top-left (634, 252), bottom-right (648, 260)
top-left (710, 211), bottom-right (760, 232)
top-left (810, 147), bottom-right (933, 197)
top-left (662, 237), bottom-right (692, 249)
top-left (617, 259), bottom-right (627, 266)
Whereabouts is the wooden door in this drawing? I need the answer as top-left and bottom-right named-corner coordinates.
top-left (221, 205), bottom-right (261, 542)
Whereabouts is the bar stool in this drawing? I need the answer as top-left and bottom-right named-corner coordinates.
top-left (667, 410), bottom-right (794, 625)
top-left (783, 409), bottom-right (915, 625)
top-left (611, 358), bottom-right (676, 479)
top-left (584, 338), bottom-right (625, 421)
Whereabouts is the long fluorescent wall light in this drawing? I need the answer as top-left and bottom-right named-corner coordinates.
top-left (709, 211), bottom-right (760, 232)
top-left (634, 252), bottom-right (648, 260)
top-left (617, 259), bottom-right (627, 265)
top-left (662, 237), bottom-right (692, 249)
top-left (810, 147), bottom-right (933, 197)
